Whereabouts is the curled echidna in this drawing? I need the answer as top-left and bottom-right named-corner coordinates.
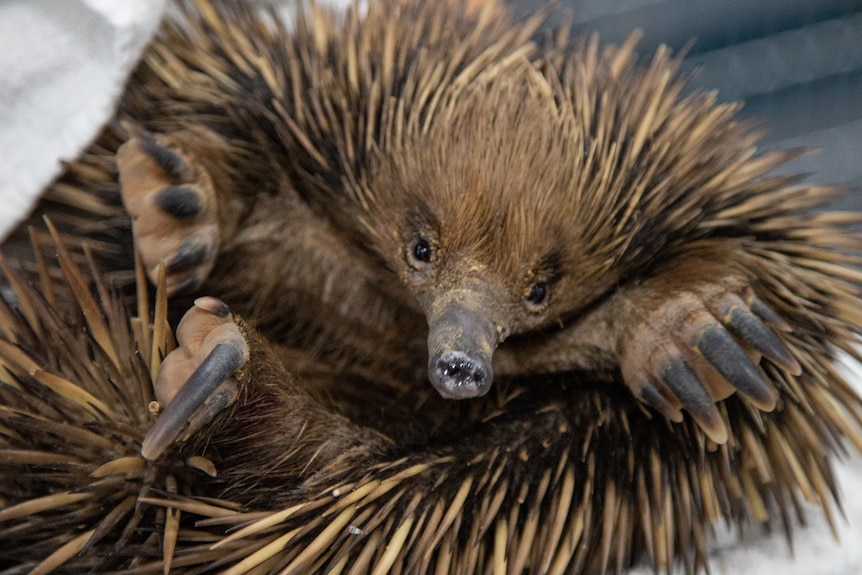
top-left (3, 0), bottom-right (862, 573)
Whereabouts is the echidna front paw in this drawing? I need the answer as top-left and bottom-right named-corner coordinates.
top-left (620, 278), bottom-right (800, 443)
top-left (117, 128), bottom-right (220, 295)
top-left (142, 297), bottom-right (249, 460)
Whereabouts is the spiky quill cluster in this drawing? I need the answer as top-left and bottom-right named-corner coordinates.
top-left (2, 231), bottom-right (861, 573)
top-left (3, 0), bottom-right (862, 573)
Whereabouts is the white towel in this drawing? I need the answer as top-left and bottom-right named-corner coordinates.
top-left (0, 0), bottom-right (168, 236)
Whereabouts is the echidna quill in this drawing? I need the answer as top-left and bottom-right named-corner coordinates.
top-left (3, 0), bottom-right (862, 573)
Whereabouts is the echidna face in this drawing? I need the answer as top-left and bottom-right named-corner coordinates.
top-left (395, 205), bottom-right (586, 400)
top-left (382, 212), bottom-right (516, 399)
top-left (360, 79), bottom-right (614, 399)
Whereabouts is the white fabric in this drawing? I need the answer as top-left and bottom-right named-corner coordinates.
top-left (0, 0), bottom-right (168, 236)
top-left (0, 1), bottom-right (860, 572)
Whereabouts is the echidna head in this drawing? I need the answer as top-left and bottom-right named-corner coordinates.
top-left (359, 75), bottom-right (622, 399)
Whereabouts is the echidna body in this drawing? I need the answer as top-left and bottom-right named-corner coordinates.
top-left (3, 0), bottom-right (862, 573)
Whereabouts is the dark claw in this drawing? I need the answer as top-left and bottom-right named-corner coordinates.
top-left (167, 236), bottom-right (212, 274)
top-left (138, 132), bottom-right (192, 182)
top-left (195, 296), bottom-right (231, 318)
top-left (181, 381), bottom-right (238, 442)
top-left (750, 296), bottom-right (792, 332)
top-left (640, 384), bottom-right (683, 422)
top-left (727, 307), bottom-right (802, 375)
top-left (696, 325), bottom-right (778, 411)
top-left (142, 341), bottom-right (247, 460)
top-left (155, 186), bottom-right (203, 220)
top-left (660, 359), bottom-right (728, 443)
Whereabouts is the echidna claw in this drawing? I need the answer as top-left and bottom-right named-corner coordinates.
top-left (142, 298), bottom-right (249, 461)
top-left (659, 358), bottom-right (728, 444)
top-left (725, 303), bottom-right (802, 375)
top-left (142, 341), bottom-right (247, 460)
top-left (165, 234), bottom-right (215, 275)
top-left (639, 384), bottom-right (683, 423)
top-left (695, 324), bottom-right (778, 411)
top-left (154, 185), bottom-right (204, 220)
top-left (135, 129), bottom-right (193, 182)
top-left (621, 279), bottom-right (797, 441)
top-left (181, 379), bottom-right (239, 442)
top-left (750, 296), bottom-right (793, 332)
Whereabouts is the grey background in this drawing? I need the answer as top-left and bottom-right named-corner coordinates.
top-left (512, 0), bottom-right (862, 208)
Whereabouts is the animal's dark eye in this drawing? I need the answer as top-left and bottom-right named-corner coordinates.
top-left (412, 238), bottom-right (432, 264)
top-left (525, 282), bottom-right (548, 306)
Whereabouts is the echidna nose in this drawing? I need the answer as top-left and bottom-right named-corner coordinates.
top-left (431, 351), bottom-right (492, 399)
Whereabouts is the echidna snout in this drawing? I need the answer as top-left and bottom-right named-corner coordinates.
top-left (431, 350), bottom-right (492, 399)
top-left (425, 290), bottom-right (500, 399)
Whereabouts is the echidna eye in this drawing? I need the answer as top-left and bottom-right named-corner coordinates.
top-left (412, 238), bottom-right (432, 264)
top-left (526, 282), bottom-right (548, 306)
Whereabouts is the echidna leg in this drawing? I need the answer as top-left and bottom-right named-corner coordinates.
top-left (617, 272), bottom-right (800, 444)
top-left (142, 298), bottom-right (392, 495)
top-left (117, 126), bottom-right (221, 295)
top-left (142, 297), bottom-right (249, 460)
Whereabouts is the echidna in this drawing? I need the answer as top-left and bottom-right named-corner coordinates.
top-left (3, 0), bottom-right (862, 573)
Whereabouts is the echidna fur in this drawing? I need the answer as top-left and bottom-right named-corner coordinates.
top-left (2, 0), bottom-right (862, 574)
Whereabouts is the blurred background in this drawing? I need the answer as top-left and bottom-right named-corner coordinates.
top-left (511, 0), bottom-right (862, 208)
